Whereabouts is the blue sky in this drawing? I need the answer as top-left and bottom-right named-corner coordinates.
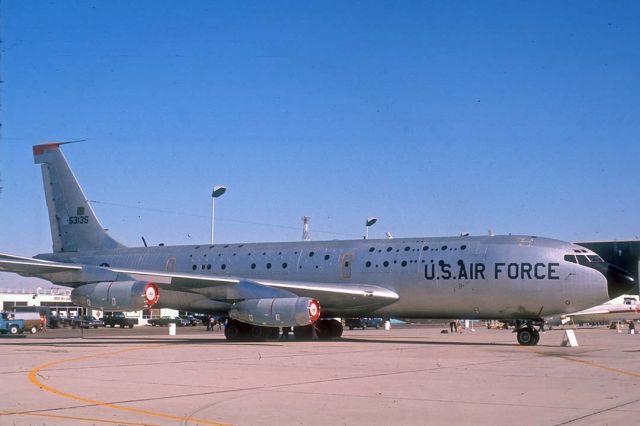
top-left (1, 0), bottom-right (639, 282)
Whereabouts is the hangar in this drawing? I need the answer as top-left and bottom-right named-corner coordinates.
top-left (580, 240), bottom-right (640, 294)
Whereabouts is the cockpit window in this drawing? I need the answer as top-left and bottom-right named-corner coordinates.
top-left (587, 255), bottom-right (603, 263)
top-left (564, 254), bottom-right (577, 264)
top-left (576, 255), bottom-right (590, 266)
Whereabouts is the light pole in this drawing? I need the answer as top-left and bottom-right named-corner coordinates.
top-left (211, 185), bottom-right (227, 244)
top-left (364, 217), bottom-right (377, 239)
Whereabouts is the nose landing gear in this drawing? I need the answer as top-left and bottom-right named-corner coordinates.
top-left (514, 320), bottom-right (543, 346)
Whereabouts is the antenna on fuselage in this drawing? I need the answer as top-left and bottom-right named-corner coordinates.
top-left (302, 216), bottom-right (311, 241)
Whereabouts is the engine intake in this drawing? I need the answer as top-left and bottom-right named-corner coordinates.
top-left (229, 297), bottom-right (320, 327)
top-left (70, 281), bottom-right (159, 311)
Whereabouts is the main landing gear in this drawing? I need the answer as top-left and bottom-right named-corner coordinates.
top-left (223, 319), bottom-right (343, 341)
top-left (514, 320), bottom-right (544, 346)
top-left (224, 319), bottom-right (280, 341)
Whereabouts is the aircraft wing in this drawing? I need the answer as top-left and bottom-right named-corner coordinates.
top-left (0, 254), bottom-right (82, 275)
top-left (112, 266), bottom-right (399, 314)
top-left (0, 256), bottom-right (399, 314)
top-left (572, 308), bottom-right (612, 315)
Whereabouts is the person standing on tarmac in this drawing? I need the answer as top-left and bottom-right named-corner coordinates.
top-left (39, 314), bottom-right (47, 333)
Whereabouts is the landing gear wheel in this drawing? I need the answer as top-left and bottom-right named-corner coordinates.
top-left (315, 319), bottom-right (343, 340)
top-left (293, 324), bottom-right (314, 340)
top-left (267, 327), bottom-right (280, 340)
top-left (250, 326), bottom-right (265, 340)
top-left (531, 329), bottom-right (540, 345)
top-left (224, 324), bottom-right (240, 340)
top-left (517, 327), bottom-right (539, 346)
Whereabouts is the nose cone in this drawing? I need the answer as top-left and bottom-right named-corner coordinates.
top-left (606, 264), bottom-right (636, 299)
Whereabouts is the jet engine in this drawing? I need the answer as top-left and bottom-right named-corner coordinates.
top-left (229, 297), bottom-right (320, 327)
top-left (70, 281), bottom-right (159, 311)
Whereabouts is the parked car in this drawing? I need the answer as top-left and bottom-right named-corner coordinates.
top-left (184, 315), bottom-right (202, 326)
top-left (345, 318), bottom-right (384, 330)
top-left (102, 311), bottom-right (138, 328)
top-left (148, 316), bottom-right (190, 327)
top-left (72, 316), bottom-right (104, 329)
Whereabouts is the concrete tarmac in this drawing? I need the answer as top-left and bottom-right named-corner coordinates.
top-left (1, 324), bottom-right (639, 426)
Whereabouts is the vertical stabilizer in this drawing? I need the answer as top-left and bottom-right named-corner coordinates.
top-left (33, 143), bottom-right (124, 253)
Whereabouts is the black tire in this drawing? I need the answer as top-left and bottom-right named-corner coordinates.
top-left (531, 330), bottom-right (540, 345)
top-left (293, 324), bottom-right (314, 340)
top-left (9, 325), bottom-right (19, 335)
top-left (30, 325), bottom-right (38, 334)
top-left (225, 324), bottom-right (240, 340)
top-left (250, 326), bottom-right (264, 340)
top-left (517, 328), bottom-right (538, 346)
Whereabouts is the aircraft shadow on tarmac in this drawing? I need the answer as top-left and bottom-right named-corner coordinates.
top-left (338, 337), bottom-right (518, 347)
top-left (1, 336), bottom-right (522, 347)
top-left (0, 337), bottom-right (282, 347)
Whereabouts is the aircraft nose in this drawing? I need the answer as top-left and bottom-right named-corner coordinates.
top-left (605, 263), bottom-right (635, 299)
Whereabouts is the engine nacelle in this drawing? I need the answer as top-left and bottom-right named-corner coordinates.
top-left (229, 297), bottom-right (320, 327)
top-left (70, 281), bottom-right (159, 311)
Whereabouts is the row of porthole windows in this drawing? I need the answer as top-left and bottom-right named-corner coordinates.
top-left (192, 262), bottom-right (327, 271)
top-left (368, 245), bottom-right (467, 253)
top-left (194, 244), bottom-right (331, 256)
top-left (365, 259), bottom-right (425, 268)
top-left (190, 252), bottom-right (332, 260)
top-left (193, 259), bottom-right (426, 271)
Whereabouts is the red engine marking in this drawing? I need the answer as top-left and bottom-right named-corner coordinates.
top-left (144, 282), bottom-right (160, 307)
top-left (308, 299), bottom-right (321, 323)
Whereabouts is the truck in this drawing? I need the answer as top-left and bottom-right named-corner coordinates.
top-left (102, 311), bottom-right (138, 328)
top-left (9, 311), bottom-right (40, 334)
top-left (0, 312), bottom-right (25, 335)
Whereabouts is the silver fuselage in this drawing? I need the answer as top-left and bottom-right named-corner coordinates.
top-left (38, 235), bottom-right (610, 320)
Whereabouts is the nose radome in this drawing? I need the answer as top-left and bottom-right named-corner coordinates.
top-left (606, 263), bottom-right (636, 299)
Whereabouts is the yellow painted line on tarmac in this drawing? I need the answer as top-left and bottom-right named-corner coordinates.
top-left (561, 355), bottom-right (640, 379)
top-left (523, 346), bottom-right (640, 380)
top-left (27, 345), bottom-right (231, 426)
top-left (0, 409), bottom-right (158, 425)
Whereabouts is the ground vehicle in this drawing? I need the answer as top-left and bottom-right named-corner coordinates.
top-left (184, 315), bottom-right (202, 326)
top-left (102, 311), bottom-right (138, 328)
top-left (345, 318), bottom-right (383, 330)
top-left (10, 311), bottom-right (40, 334)
top-left (72, 316), bottom-right (104, 329)
top-left (148, 316), bottom-right (190, 327)
top-left (0, 312), bottom-right (25, 334)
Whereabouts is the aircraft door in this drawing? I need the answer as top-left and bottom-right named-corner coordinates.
top-left (341, 253), bottom-right (353, 279)
top-left (165, 257), bottom-right (176, 272)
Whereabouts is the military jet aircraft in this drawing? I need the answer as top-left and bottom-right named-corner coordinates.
top-left (546, 294), bottom-right (640, 326)
top-left (0, 143), bottom-right (635, 345)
